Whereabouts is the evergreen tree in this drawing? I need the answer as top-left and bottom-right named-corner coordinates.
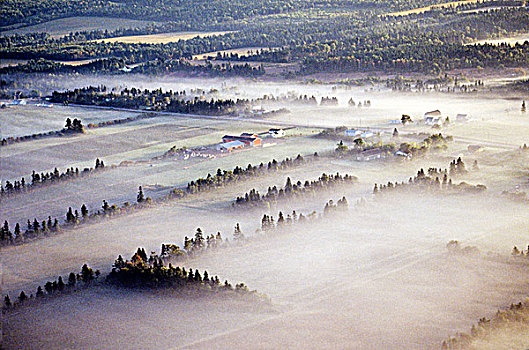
top-left (81, 264), bottom-right (94, 283)
top-left (4, 295), bottom-right (11, 308)
top-left (18, 290), bottom-right (27, 303)
top-left (81, 204), bottom-right (88, 217)
top-left (277, 211), bottom-right (285, 226)
top-left (102, 200), bottom-right (110, 212)
top-left (13, 223), bottom-right (20, 240)
top-left (233, 223), bottom-right (244, 240)
top-left (137, 186), bottom-right (145, 203)
top-left (68, 272), bottom-right (77, 287)
top-left (194, 228), bottom-right (205, 250)
top-left (57, 276), bottom-right (65, 291)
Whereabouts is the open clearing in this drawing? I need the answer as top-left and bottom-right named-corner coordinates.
top-left (0, 16), bottom-right (160, 38)
top-left (96, 31), bottom-right (234, 44)
top-left (468, 33), bottom-right (529, 46)
top-left (387, 0), bottom-right (484, 16)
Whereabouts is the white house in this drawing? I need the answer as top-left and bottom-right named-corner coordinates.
top-left (268, 128), bottom-right (285, 138)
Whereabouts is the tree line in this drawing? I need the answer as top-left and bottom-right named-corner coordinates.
top-left (234, 173), bottom-right (356, 208)
top-left (1, 117), bottom-right (84, 146)
top-left (0, 154), bottom-right (315, 247)
top-left (1, 158), bottom-right (104, 200)
top-left (50, 86), bottom-right (251, 115)
top-left (373, 158), bottom-right (486, 195)
top-left (2, 263), bottom-right (99, 311)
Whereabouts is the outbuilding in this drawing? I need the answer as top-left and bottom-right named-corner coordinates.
top-left (216, 140), bottom-right (246, 151)
top-left (269, 128), bottom-right (285, 138)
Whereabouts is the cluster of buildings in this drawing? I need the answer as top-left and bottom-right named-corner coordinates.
top-left (215, 128), bottom-right (285, 152)
top-left (388, 110), bottom-right (469, 126)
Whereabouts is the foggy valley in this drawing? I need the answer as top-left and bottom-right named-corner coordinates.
top-left (1, 1), bottom-right (529, 349)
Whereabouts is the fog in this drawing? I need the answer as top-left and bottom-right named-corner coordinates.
top-left (2, 189), bottom-right (529, 349)
top-left (1, 74), bottom-right (528, 349)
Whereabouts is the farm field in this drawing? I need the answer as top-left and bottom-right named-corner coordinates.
top-left (1, 77), bottom-right (528, 349)
top-left (0, 58), bottom-right (103, 69)
top-left (387, 0), bottom-right (489, 16)
top-left (0, 16), bottom-right (161, 38)
top-left (468, 33), bottom-right (529, 46)
top-left (2, 0), bottom-right (529, 347)
top-left (96, 31), bottom-right (235, 44)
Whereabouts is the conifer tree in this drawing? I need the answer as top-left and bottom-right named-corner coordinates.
top-left (4, 295), bottom-right (11, 308)
top-left (233, 223), bottom-right (244, 240)
top-left (137, 186), bottom-right (145, 203)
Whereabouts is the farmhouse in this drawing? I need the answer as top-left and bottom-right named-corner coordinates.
top-left (216, 140), bottom-right (246, 151)
top-left (425, 116), bottom-right (442, 126)
top-left (355, 148), bottom-right (387, 161)
top-left (269, 128), bottom-right (285, 138)
top-left (222, 134), bottom-right (261, 146)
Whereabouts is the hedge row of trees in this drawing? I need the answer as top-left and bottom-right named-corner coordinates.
top-left (234, 173), bottom-right (356, 208)
top-left (373, 159), bottom-right (486, 194)
top-left (2, 264), bottom-right (99, 311)
top-left (177, 154), bottom-right (309, 196)
top-left (1, 117), bottom-right (84, 146)
top-left (0, 154), bottom-right (315, 247)
top-left (109, 248), bottom-right (265, 302)
top-left (1, 158), bottom-right (104, 199)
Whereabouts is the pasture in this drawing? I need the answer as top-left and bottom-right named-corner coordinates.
top-left (96, 31), bottom-right (234, 44)
top-left (1, 16), bottom-right (161, 38)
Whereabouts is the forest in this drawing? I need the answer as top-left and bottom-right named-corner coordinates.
top-left (1, 2), bottom-right (528, 76)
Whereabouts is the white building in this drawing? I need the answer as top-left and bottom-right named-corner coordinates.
top-left (268, 128), bottom-right (285, 138)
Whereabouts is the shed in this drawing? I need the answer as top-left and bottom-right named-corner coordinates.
top-left (216, 140), bottom-right (246, 151)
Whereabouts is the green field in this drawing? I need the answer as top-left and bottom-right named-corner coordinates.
top-left (1, 16), bottom-right (160, 37)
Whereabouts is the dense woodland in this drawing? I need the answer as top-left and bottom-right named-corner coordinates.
top-left (50, 86), bottom-right (251, 114)
top-left (1, 3), bottom-right (528, 76)
top-left (3, 0), bottom-right (499, 29)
